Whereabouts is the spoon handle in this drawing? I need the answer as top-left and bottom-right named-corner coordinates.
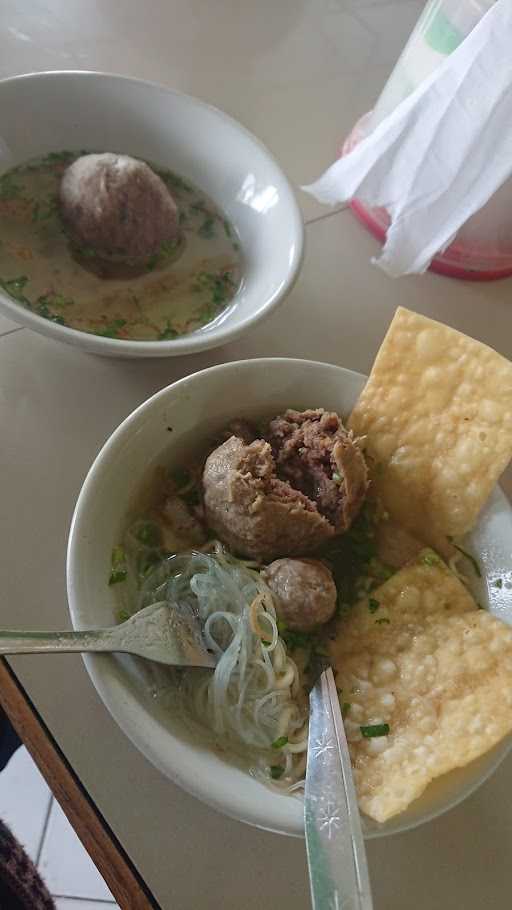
top-left (305, 667), bottom-right (373, 910)
top-left (0, 628), bottom-right (120, 655)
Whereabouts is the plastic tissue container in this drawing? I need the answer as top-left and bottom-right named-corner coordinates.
top-left (344, 0), bottom-right (512, 281)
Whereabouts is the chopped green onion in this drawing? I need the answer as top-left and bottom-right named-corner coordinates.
top-left (109, 546), bottom-right (127, 585)
top-left (368, 598), bottom-right (380, 614)
top-left (158, 321), bottom-right (179, 341)
top-left (368, 558), bottom-right (394, 582)
top-left (271, 736), bottom-right (288, 750)
top-left (270, 765), bottom-right (284, 780)
top-left (493, 578), bottom-right (503, 589)
top-left (360, 723), bottom-right (389, 738)
top-left (32, 195), bottom-right (58, 222)
top-left (50, 293), bottom-right (74, 308)
top-left (0, 173), bottom-right (23, 201)
top-left (198, 217), bottom-right (215, 238)
top-left (423, 552), bottom-right (442, 567)
top-left (314, 647), bottom-right (330, 659)
top-left (145, 254), bottom-right (159, 271)
top-left (75, 243), bottom-right (97, 259)
top-left (1, 275), bottom-right (29, 303)
top-left (156, 170), bottom-right (194, 194)
top-left (375, 618), bottom-right (390, 625)
top-left (117, 609), bottom-right (131, 623)
top-left (42, 150), bottom-right (76, 165)
top-left (34, 298), bottom-right (67, 325)
top-left (447, 537), bottom-right (482, 578)
top-left (137, 550), bottom-right (162, 578)
top-left (135, 522), bottom-right (161, 547)
top-left (282, 629), bottom-right (312, 650)
top-left (96, 319), bottom-right (127, 339)
top-left (223, 218), bottom-right (233, 239)
top-left (341, 702), bottom-right (351, 718)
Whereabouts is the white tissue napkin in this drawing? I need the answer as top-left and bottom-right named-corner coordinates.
top-left (303, 0), bottom-right (512, 277)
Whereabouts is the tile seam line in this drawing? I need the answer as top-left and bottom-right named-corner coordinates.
top-left (35, 793), bottom-right (54, 868)
top-left (304, 204), bottom-right (350, 226)
top-left (0, 325), bottom-right (24, 340)
top-left (51, 897), bottom-right (117, 905)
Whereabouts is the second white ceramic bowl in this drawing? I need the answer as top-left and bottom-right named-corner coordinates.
top-left (0, 71), bottom-right (304, 357)
top-left (67, 358), bottom-right (512, 836)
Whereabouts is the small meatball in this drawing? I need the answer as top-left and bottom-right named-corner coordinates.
top-left (59, 153), bottom-right (179, 270)
top-left (159, 495), bottom-right (206, 552)
top-left (202, 436), bottom-right (333, 562)
top-left (262, 558), bottom-right (337, 632)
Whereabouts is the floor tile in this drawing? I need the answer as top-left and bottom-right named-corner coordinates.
top-left (54, 901), bottom-right (118, 909)
top-left (0, 314), bottom-right (22, 336)
top-left (38, 799), bottom-right (113, 901)
top-left (0, 745), bottom-right (51, 862)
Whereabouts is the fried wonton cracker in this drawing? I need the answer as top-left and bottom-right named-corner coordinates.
top-left (349, 307), bottom-right (512, 555)
top-left (330, 552), bottom-right (512, 823)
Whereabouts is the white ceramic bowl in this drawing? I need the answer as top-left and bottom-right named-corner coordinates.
top-left (67, 358), bottom-right (512, 836)
top-left (0, 71), bottom-right (304, 357)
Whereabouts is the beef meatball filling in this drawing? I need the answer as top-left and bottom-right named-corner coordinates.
top-left (267, 408), bottom-right (368, 533)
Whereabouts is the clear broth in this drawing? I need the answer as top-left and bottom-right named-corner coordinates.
top-left (0, 151), bottom-right (242, 341)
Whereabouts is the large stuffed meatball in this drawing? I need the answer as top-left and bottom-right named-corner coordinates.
top-left (59, 153), bottom-right (179, 270)
top-left (202, 436), bottom-right (334, 562)
top-left (202, 409), bottom-right (369, 562)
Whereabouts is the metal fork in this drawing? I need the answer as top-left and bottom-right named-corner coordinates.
top-left (0, 601), bottom-right (216, 669)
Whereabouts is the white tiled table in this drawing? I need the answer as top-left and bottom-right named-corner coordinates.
top-left (1, 3), bottom-right (512, 908)
top-left (0, 743), bottom-right (117, 906)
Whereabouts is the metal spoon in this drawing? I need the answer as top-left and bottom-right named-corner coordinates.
top-left (305, 667), bottom-right (374, 910)
top-left (0, 601), bottom-right (216, 669)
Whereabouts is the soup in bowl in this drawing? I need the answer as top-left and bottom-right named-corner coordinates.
top-left (0, 71), bottom-right (303, 357)
top-left (67, 352), bottom-right (512, 837)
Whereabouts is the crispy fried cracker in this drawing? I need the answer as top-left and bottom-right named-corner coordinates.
top-left (330, 552), bottom-right (512, 822)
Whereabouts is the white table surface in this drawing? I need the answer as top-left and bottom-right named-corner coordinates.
top-left (2, 2), bottom-right (512, 908)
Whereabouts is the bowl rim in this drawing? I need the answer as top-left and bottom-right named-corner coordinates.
top-left (66, 357), bottom-right (512, 837)
top-left (0, 70), bottom-right (305, 356)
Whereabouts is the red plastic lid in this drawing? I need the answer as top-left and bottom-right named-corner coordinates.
top-left (342, 120), bottom-right (512, 282)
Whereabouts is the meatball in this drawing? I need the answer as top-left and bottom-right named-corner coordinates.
top-left (202, 436), bottom-right (334, 562)
top-left (158, 495), bottom-right (206, 552)
top-left (262, 558), bottom-right (337, 632)
top-left (267, 409), bottom-right (369, 533)
top-left (59, 153), bottom-right (179, 270)
top-left (202, 410), bottom-right (369, 562)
